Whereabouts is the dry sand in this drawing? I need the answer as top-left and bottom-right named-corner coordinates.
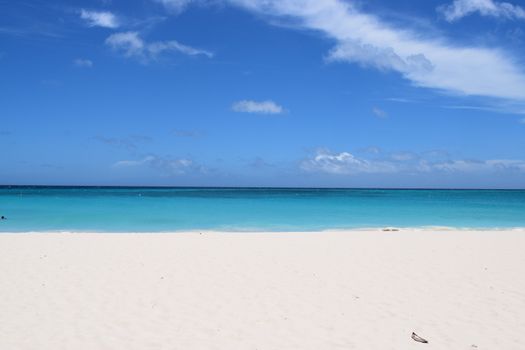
top-left (1, 229), bottom-right (524, 349)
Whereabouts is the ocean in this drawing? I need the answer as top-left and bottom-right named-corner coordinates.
top-left (1, 186), bottom-right (524, 232)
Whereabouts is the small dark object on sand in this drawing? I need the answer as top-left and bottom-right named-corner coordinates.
top-left (382, 227), bottom-right (399, 232)
top-left (412, 332), bottom-right (429, 344)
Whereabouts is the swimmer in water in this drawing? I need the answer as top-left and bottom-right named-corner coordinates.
top-left (1, 216), bottom-right (6, 220)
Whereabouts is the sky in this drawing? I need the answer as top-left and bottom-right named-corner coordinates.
top-left (1, 0), bottom-right (525, 188)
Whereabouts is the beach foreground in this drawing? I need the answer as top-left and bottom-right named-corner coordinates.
top-left (1, 230), bottom-right (524, 350)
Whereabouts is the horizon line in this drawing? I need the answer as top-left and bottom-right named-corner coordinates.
top-left (2, 185), bottom-right (525, 191)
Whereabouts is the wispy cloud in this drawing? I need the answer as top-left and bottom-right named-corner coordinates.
top-left (438, 0), bottom-right (525, 22)
top-left (359, 146), bottom-right (381, 154)
top-left (301, 149), bottom-right (525, 175)
top-left (0, 25), bottom-right (64, 39)
top-left (93, 135), bottom-right (152, 152)
top-left (114, 155), bottom-right (204, 175)
top-left (105, 31), bottom-right (213, 61)
top-left (148, 40), bottom-right (214, 57)
top-left (372, 107), bottom-right (388, 118)
top-left (80, 9), bottom-right (120, 28)
top-left (390, 152), bottom-right (416, 161)
top-left (73, 58), bottom-right (93, 68)
top-left (432, 159), bottom-right (525, 172)
top-left (224, 0), bottom-right (525, 102)
top-left (113, 156), bottom-right (156, 167)
top-left (153, 0), bottom-right (194, 14)
top-left (232, 100), bottom-right (284, 114)
top-left (385, 97), bottom-right (417, 103)
top-left (441, 100), bottom-right (525, 115)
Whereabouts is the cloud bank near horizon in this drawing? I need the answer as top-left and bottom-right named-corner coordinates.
top-left (301, 149), bottom-right (525, 175)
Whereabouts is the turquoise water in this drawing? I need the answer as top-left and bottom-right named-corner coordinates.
top-left (1, 186), bottom-right (525, 232)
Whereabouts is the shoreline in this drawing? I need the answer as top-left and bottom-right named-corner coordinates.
top-left (3, 226), bottom-right (525, 234)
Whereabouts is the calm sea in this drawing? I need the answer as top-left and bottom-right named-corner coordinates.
top-left (1, 186), bottom-right (524, 232)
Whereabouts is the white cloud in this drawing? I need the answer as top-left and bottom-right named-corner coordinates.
top-left (232, 100), bottom-right (284, 114)
top-left (73, 58), bottom-right (93, 68)
top-left (225, 0), bottom-right (525, 101)
top-left (372, 107), bottom-right (387, 118)
top-left (151, 0), bottom-right (525, 102)
top-left (80, 9), bottom-right (120, 28)
top-left (114, 155), bottom-right (201, 175)
top-left (301, 149), bottom-right (525, 175)
top-left (438, 0), bottom-right (525, 22)
top-left (105, 31), bottom-right (213, 60)
top-left (301, 150), bottom-right (397, 175)
top-left (105, 32), bottom-right (145, 57)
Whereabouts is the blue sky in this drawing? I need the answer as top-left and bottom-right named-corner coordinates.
top-left (1, 0), bottom-right (525, 188)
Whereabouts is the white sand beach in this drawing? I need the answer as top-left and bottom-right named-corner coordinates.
top-left (1, 229), bottom-right (524, 350)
